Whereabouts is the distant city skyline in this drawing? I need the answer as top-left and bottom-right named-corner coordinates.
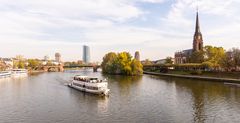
top-left (0, 0), bottom-right (240, 62)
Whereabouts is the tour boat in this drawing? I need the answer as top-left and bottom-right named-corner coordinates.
top-left (11, 69), bottom-right (28, 77)
top-left (68, 75), bottom-right (110, 96)
top-left (0, 71), bottom-right (11, 79)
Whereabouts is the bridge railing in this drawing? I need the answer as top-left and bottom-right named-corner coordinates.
top-left (63, 65), bottom-right (101, 68)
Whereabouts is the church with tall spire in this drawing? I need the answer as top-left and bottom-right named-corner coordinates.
top-left (174, 11), bottom-right (204, 64)
top-left (193, 11), bottom-right (203, 52)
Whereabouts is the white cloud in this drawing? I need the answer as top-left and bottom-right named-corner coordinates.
top-left (2, 0), bottom-right (143, 21)
top-left (140, 0), bottom-right (165, 3)
top-left (159, 0), bottom-right (240, 50)
top-left (0, 0), bottom-right (240, 61)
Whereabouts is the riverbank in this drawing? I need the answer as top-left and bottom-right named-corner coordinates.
top-left (143, 71), bottom-right (240, 83)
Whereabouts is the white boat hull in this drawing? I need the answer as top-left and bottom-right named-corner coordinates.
top-left (0, 72), bottom-right (11, 79)
top-left (68, 83), bottom-right (110, 96)
top-left (11, 69), bottom-right (28, 78)
top-left (11, 73), bottom-right (28, 78)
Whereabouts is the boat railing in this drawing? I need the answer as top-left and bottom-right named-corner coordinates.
top-left (74, 77), bottom-right (107, 83)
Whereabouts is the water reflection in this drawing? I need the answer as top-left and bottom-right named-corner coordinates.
top-left (151, 76), bottom-right (240, 123)
top-left (67, 83), bottom-right (110, 117)
top-left (104, 74), bottom-right (143, 96)
top-left (0, 70), bottom-right (240, 123)
top-left (97, 96), bottom-right (109, 114)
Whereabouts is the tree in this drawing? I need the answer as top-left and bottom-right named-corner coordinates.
top-left (117, 52), bottom-right (132, 75)
top-left (0, 61), bottom-right (6, 71)
top-left (101, 52), bottom-right (143, 75)
top-left (142, 59), bottom-right (152, 65)
top-left (18, 60), bottom-right (25, 68)
top-left (189, 51), bottom-right (204, 63)
top-left (189, 45), bottom-right (225, 70)
top-left (165, 57), bottom-right (173, 64)
top-left (220, 53), bottom-right (234, 71)
top-left (131, 59), bottom-right (143, 75)
top-left (13, 60), bottom-right (25, 69)
top-left (201, 61), bottom-right (213, 70)
top-left (101, 52), bottom-right (118, 74)
top-left (204, 45), bottom-right (225, 69)
top-left (28, 59), bottom-right (40, 69)
top-left (232, 48), bottom-right (240, 69)
top-left (64, 62), bottom-right (71, 66)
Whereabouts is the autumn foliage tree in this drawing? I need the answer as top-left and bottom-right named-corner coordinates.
top-left (101, 52), bottom-right (143, 75)
top-left (28, 59), bottom-right (41, 69)
top-left (204, 46), bottom-right (225, 69)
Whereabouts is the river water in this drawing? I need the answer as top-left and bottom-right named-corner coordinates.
top-left (0, 69), bottom-right (239, 123)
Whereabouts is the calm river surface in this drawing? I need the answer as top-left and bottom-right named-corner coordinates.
top-left (0, 69), bottom-right (240, 123)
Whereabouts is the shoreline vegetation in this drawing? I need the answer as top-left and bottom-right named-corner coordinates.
top-left (144, 64), bottom-right (240, 78)
top-left (142, 46), bottom-right (240, 82)
top-left (143, 71), bottom-right (240, 83)
top-left (101, 52), bottom-right (143, 76)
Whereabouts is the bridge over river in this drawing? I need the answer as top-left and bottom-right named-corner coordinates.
top-left (63, 65), bottom-right (101, 72)
top-left (34, 65), bottom-right (101, 72)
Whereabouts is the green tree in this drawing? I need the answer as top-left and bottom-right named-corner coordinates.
top-left (0, 61), bottom-right (6, 71)
top-left (64, 62), bottom-right (71, 66)
top-left (117, 52), bottom-right (132, 75)
top-left (18, 60), bottom-right (25, 68)
top-left (142, 59), bottom-right (152, 65)
top-left (13, 60), bottom-right (25, 69)
top-left (101, 52), bottom-right (118, 74)
top-left (220, 53), bottom-right (234, 71)
top-left (201, 61), bottom-right (213, 70)
top-left (28, 59), bottom-right (40, 69)
top-left (131, 59), bottom-right (143, 75)
top-left (165, 57), bottom-right (173, 64)
top-left (204, 45), bottom-right (225, 69)
top-left (189, 51), bottom-right (204, 63)
top-left (101, 52), bottom-right (143, 75)
top-left (232, 48), bottom-right (240, 67)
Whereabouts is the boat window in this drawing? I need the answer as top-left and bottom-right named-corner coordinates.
top-left (73, 83), bottom-right (83, 87)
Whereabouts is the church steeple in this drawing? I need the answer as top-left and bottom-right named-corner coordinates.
top-left (195, 12), bottom-right (201, 34)
top-left (193, 11), bottom-right (203, 52)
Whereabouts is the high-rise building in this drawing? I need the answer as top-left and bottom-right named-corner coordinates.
top-left (83, 45), bottom-right (90, 64)
top-left (134, 51), bottom-right (140, 61)
top-left (44, 55), bottom-right (50, 61)
top-left (55, 53), bottom-right (61, 62)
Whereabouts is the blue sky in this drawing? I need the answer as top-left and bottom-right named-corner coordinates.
top-left (0, 0), bottom-right (240, 62)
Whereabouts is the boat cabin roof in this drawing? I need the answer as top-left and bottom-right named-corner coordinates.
top-left (74, 75), bottom-right (106, 83)
top-left (0, 71), bottom-right (11, 74)
top-left (74, 75), bottom-right (94, 79)
top-left (12, 69), bottom-right (27, 71)
top-left (74, 75), bottom-right (99, 80)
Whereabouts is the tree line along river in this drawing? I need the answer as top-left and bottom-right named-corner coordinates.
top-left (0, 69), bottom-right (239, 123)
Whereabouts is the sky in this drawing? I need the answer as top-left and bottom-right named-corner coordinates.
top-left (0, 0), bottom-right (240, 62)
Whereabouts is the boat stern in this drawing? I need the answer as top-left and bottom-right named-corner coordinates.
top-left (103, 89), bottom-right (110, 96)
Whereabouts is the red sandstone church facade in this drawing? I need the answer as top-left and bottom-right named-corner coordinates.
top-left (175, 11), bottom-right (203, 64)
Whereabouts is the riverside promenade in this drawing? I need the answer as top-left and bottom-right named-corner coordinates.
top-left (144, 71), bottom-right (240, 83)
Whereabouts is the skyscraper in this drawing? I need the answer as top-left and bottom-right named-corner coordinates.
top-left (134, 51), bottom-right (140, 61)
top-left (83, 45), bottom-right (90, 64)
top-left (55, 53), bottom-right (61, 62)
top-left (44, 55), bottom-right (50, 61)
